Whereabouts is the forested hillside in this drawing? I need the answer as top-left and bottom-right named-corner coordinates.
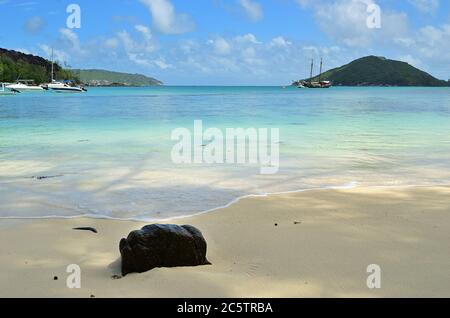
top-left (0, 48), bottom-right (78, 84)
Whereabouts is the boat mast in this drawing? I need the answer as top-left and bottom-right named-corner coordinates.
top-left (51, 49), bottom-right (54, 82)
top-left (319, 58), bottom-right (323, 82)
top-left (309, 59), bottom-right (314, 84)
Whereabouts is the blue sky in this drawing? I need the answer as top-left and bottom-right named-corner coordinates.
top-left (1, 0), bottom-right (449, 85)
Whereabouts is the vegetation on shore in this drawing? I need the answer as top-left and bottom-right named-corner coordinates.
top-left (0, 48), bottom-right (79, 84)
top-left (0, 48), bottom-right (162, 87)
top-left (73, 69), bottom-right (163, 87)
top-left (297, 56), bottom-right (450, 87)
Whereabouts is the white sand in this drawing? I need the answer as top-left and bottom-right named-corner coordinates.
top-left (0, 186), bottom-right (449, 298)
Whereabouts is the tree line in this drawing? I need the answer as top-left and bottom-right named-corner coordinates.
top-left (0, 53), bottom-right (80, 84)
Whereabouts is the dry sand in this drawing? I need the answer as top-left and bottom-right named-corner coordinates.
top-left (0, 186), bottom-right (449, 298)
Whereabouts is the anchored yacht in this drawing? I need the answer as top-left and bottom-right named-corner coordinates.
top-left (46, 80), bottom-right (87, 93)
top-left (5, 80), bottom-right (45, 92)
top-left (297, 58), bottom-right (332, 89)
top-left (44, 49), bottom-right (87, 93)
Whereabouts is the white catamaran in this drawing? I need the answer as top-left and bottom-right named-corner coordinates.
top-left (46, 80), bottom-right (87, 93)
top-left (44, 50), bottom-right (87, 93)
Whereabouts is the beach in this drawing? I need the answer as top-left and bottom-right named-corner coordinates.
top-left (1, 185), bottom-right (449, 298)
top-left (2, 0), bottom-right (450, 304)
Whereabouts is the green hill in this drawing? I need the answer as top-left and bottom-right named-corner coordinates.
top-left (303, 56), bottom-right (449, 87)
top-left (0, 48), bottom-right (76, 84)
top-left (74, 69), bottom-right (163, 86)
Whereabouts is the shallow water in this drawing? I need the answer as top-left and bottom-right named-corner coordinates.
top-left (1, 86), bottom-right (449, 220)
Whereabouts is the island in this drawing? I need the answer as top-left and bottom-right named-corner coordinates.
top-left (293, 56), bottom-right (450, 87)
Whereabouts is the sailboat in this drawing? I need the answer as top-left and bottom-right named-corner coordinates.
top-left (298, 58), bottom-right (332, 89)
top-left (44, 50), bottom-right (87, 93)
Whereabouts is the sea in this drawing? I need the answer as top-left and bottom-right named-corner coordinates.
top-left (1, 86), bottom-right (449, 220)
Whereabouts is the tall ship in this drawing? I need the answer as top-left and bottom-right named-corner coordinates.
top-left (297, 58), bottom-right (332, 89)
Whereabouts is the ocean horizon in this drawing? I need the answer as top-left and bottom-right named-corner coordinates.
top-left (1, 86), bottom-right (450, 220)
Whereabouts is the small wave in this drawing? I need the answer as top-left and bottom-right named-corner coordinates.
top-left (0, 181), bottom-right (360, 222)
top-left (2, 181), bottom-right (450, 223)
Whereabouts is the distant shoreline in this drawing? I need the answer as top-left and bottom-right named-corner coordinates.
top-left (83, 84), bottom-right (163, 88)
top-left (290, 83), bottom-right (450, 88)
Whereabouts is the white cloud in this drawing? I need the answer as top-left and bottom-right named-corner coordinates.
top-left (235, 33), bottom-right (261, 44)
top-left (135, 25), bottom-right (152, 42)
top-left (39, 44), bottom-right (68, 63)
top-left (238, 0), bottom-right (263, 22)
top-left (112, 26), bottom-right (168, 69)
top-left (59, 28), bottom-right (82, 53)
top-left (139, 0), bottom-right (195, 34)
top-left (117, 30), bottom-right (136, 52)
top-left (295, 0), bottom-right (450, 79)
top-left (105, 38), bottom-right (119, 49)
top-left (14, 48), bottom-right (31, 55)
top-left (19, 0), bottom-right (449, 84)
top-left (116, 26), bottom-right (156, 53)
top-left (154, 57), bottom-right (173, 69)
top-left (398, 54), bottom-right (423, 69)
top-left (209, 37), bottom-right (232, 55)
top-left (241, 47), bottom-right (256, 59)
top-left (386, 24), bottom-right (450, 79)
top-left (270, 36), bottom-right (292, 47)
top-left (408, 0), bottom-right (440, 14)
top-left (393, 37), bottom-right (415, 47)
top-left (134, 25), bottom-right (156, 53)
top-left (297, 0), bottom-right (409, 48)
top-left (24, 16), bottom-right (44, 35)
top-left (128, 53), bottom-right (153, 67)
top-left (116, 30), bottom-right (150, 66)
top-left (160, 33), bottom-right (349, 84)
top-left (27, 29), bottom-right (350, 85)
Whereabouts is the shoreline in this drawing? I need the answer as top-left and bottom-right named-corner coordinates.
top-left (1, 185), bottom-right (449, 297)
top-left (1, 182), bottom-right (450, 223)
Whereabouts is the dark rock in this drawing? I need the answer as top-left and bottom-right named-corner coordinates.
top-left (119, 224), bottom-right (211, 276)
top-left (53, 276), bottom-right (58, 281)
top-left (73, 227), bottom-right (98, 234)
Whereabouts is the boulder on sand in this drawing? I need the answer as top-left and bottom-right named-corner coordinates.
top-left (119, 224), bottom-right (211, 276)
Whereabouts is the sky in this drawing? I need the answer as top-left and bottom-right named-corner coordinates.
top-left (0, 0), bottom-right (449, 85)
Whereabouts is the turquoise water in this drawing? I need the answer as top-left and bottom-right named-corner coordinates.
top-left (1, 86), bottom-right (450, 220)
